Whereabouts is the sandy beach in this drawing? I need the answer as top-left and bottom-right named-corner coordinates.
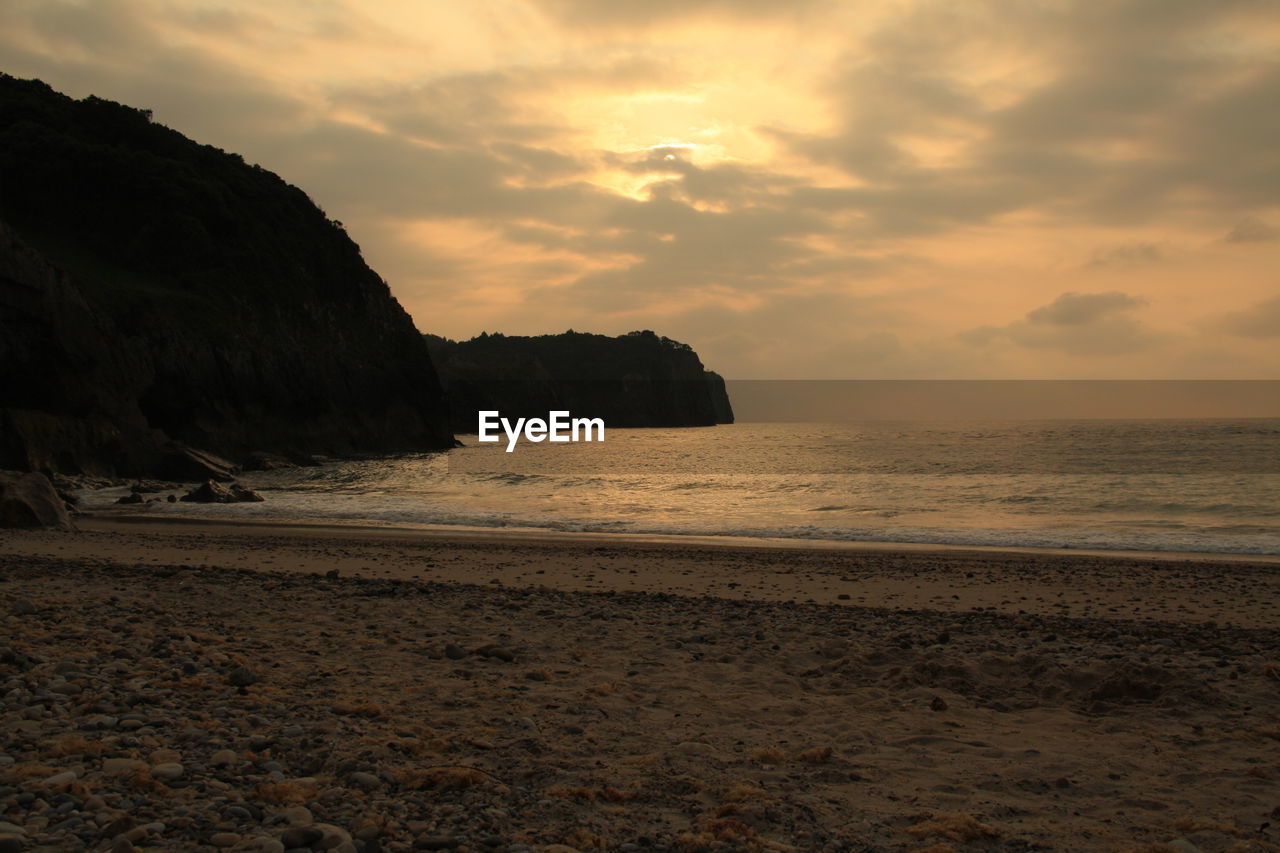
top-left (2, 518), bottom-right (1279, 852)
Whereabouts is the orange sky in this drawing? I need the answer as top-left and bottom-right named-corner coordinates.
top-left (2, 0), bottom-right (1278, 378)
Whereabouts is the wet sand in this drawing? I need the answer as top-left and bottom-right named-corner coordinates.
top-left (1, 517), bottom-right (1279, 852)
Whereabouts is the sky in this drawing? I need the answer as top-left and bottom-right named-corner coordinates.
top-left (1, 0), bottom-right (1278, 379)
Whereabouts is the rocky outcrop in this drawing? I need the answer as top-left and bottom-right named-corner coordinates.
top-left (425, 330), bottom-right (734, 432)
top-left (0, 470), bottom-right (72, 529)
top-left (180, 480), bottom-right (263, 503)
top-left (0, 75), bottom-right (453, 478)
top-left (705, 370), bottom-right (734, 425)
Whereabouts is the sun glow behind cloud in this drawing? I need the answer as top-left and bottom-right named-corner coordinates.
top-left (1, 0), bottom-right (1278, 378)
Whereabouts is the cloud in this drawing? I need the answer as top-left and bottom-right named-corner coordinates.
top-left (1026, 291), bottom-right (1147, 325)
top-left (1215, 295), bottom-right (1280, 339)
top-left (773, 0), bottom-right (1280, 232)
top-left (1224, 217), bottom-right (1280, 243)
top-left (1082, 242), bottom-right (1164, 270)
top-left (0, 0), bottom-right (1276, 378)
top-left (964, 291), bottom-right (1161, 356)
top-left (530, 0), bottom-right (829, 28)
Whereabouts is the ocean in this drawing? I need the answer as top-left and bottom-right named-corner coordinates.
top-left (84, 418), bottom-right (1280, 556)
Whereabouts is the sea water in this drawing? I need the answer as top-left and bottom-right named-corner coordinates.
top-left (85, 419), bottom-right (1280, 556)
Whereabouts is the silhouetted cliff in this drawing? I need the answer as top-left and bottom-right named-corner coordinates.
top-left (0, 75), bottom-right (453, 476)
top-left (425, 330), bottom-right (734, 432)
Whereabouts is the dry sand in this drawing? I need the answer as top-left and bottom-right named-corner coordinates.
top-left (2, 517), bottom-right (1279, 852)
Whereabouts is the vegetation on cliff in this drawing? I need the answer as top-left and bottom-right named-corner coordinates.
top-left (425, 330), bottom-right (734, 432)
top-left (0, 74), bottom-right (452, 476)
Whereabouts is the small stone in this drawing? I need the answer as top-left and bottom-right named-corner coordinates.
top-left (226, 806), bottom-right (253, 822)
top-left (930, 696), bottom-right (948, 712)
top-left (151, 762), bottom-right (184, 781)
top-left (227, 666), bottom-right (259, 687)
top-left (280, 826), bottom-right (324, 848)
top-left (111, 839), bottom-right (138, 853)
top-left (349, 771), bottom-right (380, 789)
top-left (475, 644), bottom-right (515, 662)
top-left (210, 832), bottom-right (241, 848)
top-left (314, 824), bottom-right (353, 849)
top-left (102, 815), bottom-right (138, 837)
top-left (1166, 841), bottom-right (1201, 853)
top-left (444, 644), bottom-right (467, 660)
top-left (11, 599), bottom-right (38, 615)
top-left (250, 840), bottom-right (285, 853)
top-left (102, 758), bottom-right (148, 776)
top-left (40, 770), bottom-right (77, 787)
top-left (0, 836), bottom-right (24, 853)
top-left (150, 748), bottom-right (182, 764)
top-left (281, 806), bottom-right (313, 826)
top-left (210, 749), bottom-right (239, 766)
top-left (674, 741), bottom-right (716, 756)
top-left (414, 836), bottom-right (462, 850)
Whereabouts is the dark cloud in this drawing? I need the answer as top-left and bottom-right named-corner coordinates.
top-left (1215, 295), bottom-right (1280, 339)
top-left (773, 0), bottom-right (1280, 233)
top-left (1, 0), bottom-right (1275, 377)
top-left (1083, 243), bottom-right (1164, 271)
top-left (1027, 292), bottom-right (1147, 325)
top-left (964, 291), bottom-right (1160, 356)
top-left (1224, 217), bottom-right (1280, 244)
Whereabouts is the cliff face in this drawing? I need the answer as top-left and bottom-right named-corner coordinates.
top-left (0, 75), bottom-right (453, 476)
top-left (425, 330), bottom-right (734, 432)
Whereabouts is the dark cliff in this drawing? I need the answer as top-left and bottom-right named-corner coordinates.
top-left (424, 330), bottom-right (734, 432)
top-left (0, 75), bottom-right (453, 476)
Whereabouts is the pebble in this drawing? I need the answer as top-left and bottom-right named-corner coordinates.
top-left (151, 762), bottom-right (184, 781)
top-left (40, 770), bottom-right (77, 787)
top-left (210, 748), bottom-right (239, 766)
top-left (249, 840), bottom-right (285, 853)
top-left (281, 806), bottom-right (313, 826)
top-left (228, 666), bottom-right (260, 687)
top-left (313, 823), bottom-right (353, 847)
top-left (674, 741), bottom-right (716, 756)
top-left (475, 644), bottom-right (515, 662)
top-left (2, 547), bottom-right (1275, 853)
top-left (280, 826), bottom-right (324, 848)
top-left (349, 771), bottom-right (381, 789)
top-left (10, 599), bottom-right (38, 616)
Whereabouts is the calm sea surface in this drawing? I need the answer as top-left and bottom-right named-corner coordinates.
top-left (86, 419), bottom-right (1280, 555)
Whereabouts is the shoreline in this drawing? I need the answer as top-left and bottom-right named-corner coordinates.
top-left (4, 514), bottom-right (1279, 630)
top-left (75, 510), bottom-right (1280, 565)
